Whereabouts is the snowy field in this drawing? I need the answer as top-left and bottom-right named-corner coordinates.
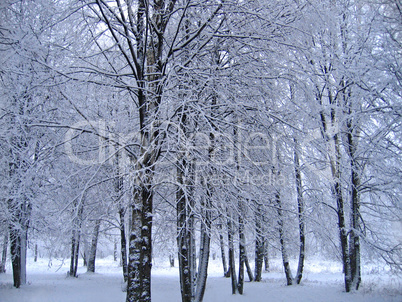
top-left (0, 256), bottom-right (401, 302)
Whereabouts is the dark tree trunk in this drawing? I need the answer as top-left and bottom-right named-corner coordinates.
top-left (176, 154), bottom-right (195, 302)
top-left (276, 190), bottom-right (293, 286)
top-left (169, 254), bottom-right (175, 267)
top-left (113, 240), bottom-right (117, 262)
top-left (69, 201), bottom-right (83, 278)
top-left (332, 133), bottom-right (351, 292)
top-left (347, 124), bottom-right (361, 291)
top-left (218, 222), bottom-right (228, 277)
top-left (0, 234), bottom-right (8, 273)
top-left (115, 142), bottom-right (128, 281)
top-left (227, 215), bottom-right (237, 294)
top-left (82, 251), bottom-right (87, 267)
top-left (34, 243), bottom-right (38, 262)
top-left (294, 141), bottom-right (305, 284)
top-left (119, 208), bottom-right (128, 282)
top-left (69, 230), bottom-right (77, 277)
top-left (254, 203), bottom-right (264, 281)
top-left (238, 212), bottom-right (245, 294)
top-left (263, 242), bottom-right (270, 272)
top-left (194, 193), bottom-right (212, 302)
top-left (9, 227), bottom-right (21, 288)
top-left (73, 231), bottom-right (81, 277)
top-left (87, 219), bottom-right (101, 273)
top-left (126, 185), bottom-right (153, 302)
top-left (245, 255), bottom-right (254, 282)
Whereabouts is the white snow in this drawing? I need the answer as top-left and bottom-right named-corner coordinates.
top-left (0, 256), bottom-right (400, 302)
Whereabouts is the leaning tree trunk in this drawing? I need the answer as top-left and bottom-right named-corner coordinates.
top-left (244, 255), bottom-right (254, 282)
top-left (87, 219), bottom-right (101, 273)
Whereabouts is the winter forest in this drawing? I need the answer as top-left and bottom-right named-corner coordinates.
top-left (0, 0), bottom-right (401, 301)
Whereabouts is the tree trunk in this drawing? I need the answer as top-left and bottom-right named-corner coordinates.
top-left (0, 234), bottom-right (8, 273)
top-left (332, 131), bottom-right (351, 292)
top-left (87, 219), bottom-right (101, 273)
top-left (294, 141), bottom-right (305, 284)
top-left (169, 254), bottom-right (175, 267)
top-left (227, 215), bottom-right (237, 294)
top-left (8, 197), bottom-right (31, 287)
top-left (218, 222), bottom-right (228, 277)
top-left (194, 193), bottom-right (211, 302)
top-left (69, 199), bottom-right (83, 278)
top-left (276, 190), bottom-right (293, 286)
top-left (238, 206), bottom-right (245, 294)
top-left (34, 243), bottom-right (38, 262)
top-left (245, 255), bottom-right (254, 282)
top-left (20, 229), bottom-right (27, 285)
top-left (254, 203), bottom-right (264, 281)
top-left (263, 241), bottom-right (270, 272)
top-left (177, 154), bottom-right (195, 302)
top-left (114, 138), bottom-right (128, 281)
top-left (69, 230), bottom-right (77, 277)
top-left (119, 208), bottom-right (128, 282)
top-left (113, 240), bottom-right (117, 262)
top-left (82, 251), bottom-right (87, 267)
top-left (347, 124), bottom-right (361, 291)
top-left (126, 185), bottom-right (153, 302)
top-left (9, 227), bottom-right (21, 288)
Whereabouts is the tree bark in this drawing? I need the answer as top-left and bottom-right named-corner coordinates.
top-left (119, 208), bottom-right (128, 282)
top-left (237, 200), bottom-right (246, 294)
top-left (8, 197), bottom-right (31, 287)
top-left (69, 230), bottom-right (77, 277)
top-left (87, 219), bottom-right (101, 273)
top-left (244, 255), bottom-right (254, 282)
top-left (332, 130), bottom-right (351, 292)
top-left (9, 226), bottom-right (21, 288)
top-left (34, 244), bottom-right (38, 262)
top-left (347, 122), bottom-right (361, 290)
top-left (126, 185), bottom-right (153, 302)
top-left (177, 158), bottom-right (194, 302)
top-left (263, 241), bottom-right (270, 272)
top-left (113, 240), bottom-right (117, 262)
top-left (169, 254), bottom-right (175, 267)
top-left (0, 234), bottom-right (8, 273)
top-left (254, 203), bottom-right (264, 281)
top-left (294, 141), bottom-right (305, 284)
top-left (276, 189), bottom-right (293, 286)
top-left (69, 199), bottom-right (83, 278)
top-left (227, 214), bottom-right (237, 294)
top-left (194, 193), bottom-right (212, 302)
top-left (218, 222), bottom-right (228, 277)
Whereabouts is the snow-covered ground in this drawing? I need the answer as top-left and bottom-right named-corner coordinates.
top-left (0, 256), bottom-right (401, 302)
